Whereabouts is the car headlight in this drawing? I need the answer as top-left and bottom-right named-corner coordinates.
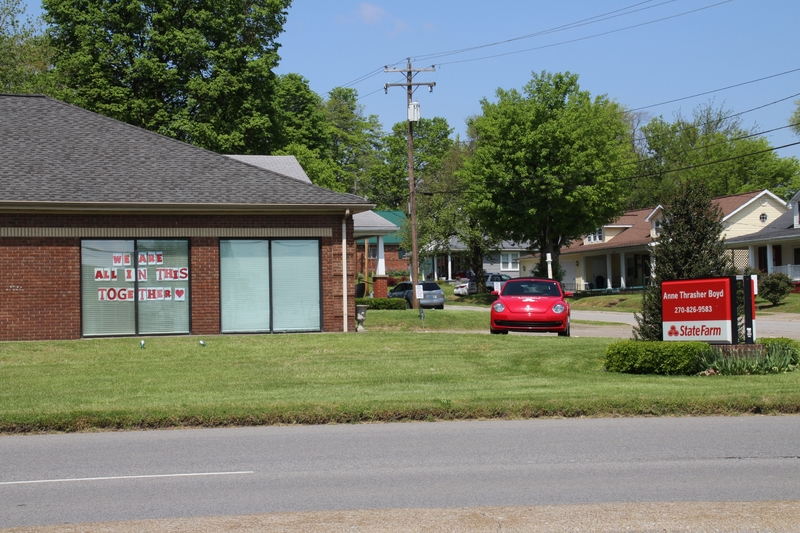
top-left (492, 302), bottom-right (505, 312)
top-left (552, 303), bottom-right (566, 314)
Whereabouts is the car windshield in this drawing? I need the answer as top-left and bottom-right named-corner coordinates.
top-left (502, 281), bottom-right (560, 297)
top-left (420, 282), bottom-right (441, 291)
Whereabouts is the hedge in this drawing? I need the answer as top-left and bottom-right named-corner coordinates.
top-left (354, 297), bottom-right (407, 310)
top-left (604, 340), bottom-right (711, 375)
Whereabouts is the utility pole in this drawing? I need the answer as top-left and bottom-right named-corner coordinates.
top-left (384, 59), bottom-right (435, 310)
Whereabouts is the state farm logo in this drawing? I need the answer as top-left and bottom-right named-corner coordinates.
top-left (667, 324), bottom-right (723, 337)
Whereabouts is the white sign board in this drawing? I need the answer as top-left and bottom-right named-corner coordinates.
top-left (415, 284), bottom-right (424, 300)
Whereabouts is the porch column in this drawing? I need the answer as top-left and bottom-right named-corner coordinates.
top-left (606, 254), bottom-right (613, 289)
top-left (766, 245), bottom-right (774, 274)
top-left (619, 252), bottom-right (627, 289)
top-left (433, 255), bottom-right (439, 280)
top-left (447, 254), bottom-right (452, 281)
top-left (748, 246), bottom-right (756, 269)
top-left (580, 257), bottom-right (587, 290)
top-left (376, 236), bottom-right (386, 275)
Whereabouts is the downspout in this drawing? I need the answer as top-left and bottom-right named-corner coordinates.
top-left (342, 210), bottom-right (350, 332)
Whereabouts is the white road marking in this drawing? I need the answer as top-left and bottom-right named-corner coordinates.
top-left (0, 471), bottom-right (254, 485)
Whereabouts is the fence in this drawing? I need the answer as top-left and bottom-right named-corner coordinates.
top-left (772, 264), bottom-right (800, 280)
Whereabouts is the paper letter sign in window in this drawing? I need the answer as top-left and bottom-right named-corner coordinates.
top-left (81, 240), bottom-right (189, 337)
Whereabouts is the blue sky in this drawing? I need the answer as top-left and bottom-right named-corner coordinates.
top-left (22, 0), bottom-right (800, 160)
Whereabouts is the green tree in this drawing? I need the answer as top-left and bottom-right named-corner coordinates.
top-left (273, 73), bottom-right (329, 154)
top-left (629, 104), bottom-right (800, 207)
top-left (634, 180), bottom-right (736, 341)
top-left (42, 0), bottom-right (291, 154)
top-left (369, 116), bottom-right (454, 210)
top-left (0, 0), bottom-right (55, 94)
top-left (275, 142), bottom-right (342, 192)
top-left (464, 71), bottom-right (636, 275)
top-left (758, 272), bottom-right (794, 306)
top-left (792, 99), bottom-right (800, 137)
top-left (414, 133), bottom-right (502, 293)
top-left (323, 87), bottom-right (384, 195)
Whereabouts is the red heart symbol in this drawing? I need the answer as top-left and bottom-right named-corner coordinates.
top-left (175, 289), bottom-right (184, 298)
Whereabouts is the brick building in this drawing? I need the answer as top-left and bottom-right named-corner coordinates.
top-left (0, 94), bottom-right (373, 341)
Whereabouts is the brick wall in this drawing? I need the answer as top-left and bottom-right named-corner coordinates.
top-left (1, 213), bottom-right (357, 340)
top-left (190, 237), bottom-right (220, 335)
top-left (0, 237), bottom-right (81, 341)
top-left (355, 244), bottom-right (408, 275)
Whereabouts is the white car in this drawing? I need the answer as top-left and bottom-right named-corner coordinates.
top-left (454, 273), bottom-right (511, 296)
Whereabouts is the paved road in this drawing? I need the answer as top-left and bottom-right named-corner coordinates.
top-left (3, 417), bottom-right (800, 529)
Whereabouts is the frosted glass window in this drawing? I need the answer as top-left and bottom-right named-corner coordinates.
top-left (136, 240), bottom-right (190, 335)
top-left (272, 240), bottom-right (321, 332)
top-left (81, 240), bottom-right (136, 336)
top-left (220, 240), bottom-right (271, 333)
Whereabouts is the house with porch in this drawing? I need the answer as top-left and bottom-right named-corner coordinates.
top-left (526, 190), bottom-right (788, 292)
top-left (725, 189), bottom-right (800, 291)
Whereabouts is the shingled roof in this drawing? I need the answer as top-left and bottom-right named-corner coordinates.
top-left (561, 190), bottom-right (768, 255)
top-left (0, 94), bottom-right (372, 214)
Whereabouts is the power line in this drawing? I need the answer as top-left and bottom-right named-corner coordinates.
top-left (412, 0), bottom-right (673, 62)
top-left (436, 1), bottom-right (732, 67)
top-left (631, 68), bottom-right (800, 111)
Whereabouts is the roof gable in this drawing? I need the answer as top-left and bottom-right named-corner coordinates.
top-left (0, 95), bottom-right (371, 214)
top-left (224, 155), bottom-right (312, 184)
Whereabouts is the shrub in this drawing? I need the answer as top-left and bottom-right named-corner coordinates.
top-left (605, 340), bottom-right (710, 375)
top-left (699, 339), bottom-right (799, 375)
top-left (354, 297), bottom-right (407, 310)
top-left (759, 272), bottom-right (794, 306)
top-left (760, 337), bottom-right (800, 362)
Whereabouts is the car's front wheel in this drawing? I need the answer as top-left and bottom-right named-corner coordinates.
top-left (557, 319), bottom-right (571, 337)
top-left (405, 298), bottom-right (412, 309)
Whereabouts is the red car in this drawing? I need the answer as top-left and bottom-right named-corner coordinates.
top-left (490, 278), bottom-right (573, 336)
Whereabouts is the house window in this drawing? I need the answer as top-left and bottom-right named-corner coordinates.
top-left (220, 239), bottom-right (321, 333)
top-left (368, 244), bottom-right (378, 259)
top-left (81, 239), bottom-right (190, 337)
top-left (398, 248), bottom-right (408, 259)
top-left (795, 247), bottom-right (800, 265)
top-left (500, 252), bottom-right (519, 271)
top-left (653, 219), bottom-right (663, 237)
top-left (760, 213), bottom-right (768, 223)
top-left (585, 228), bottom-right (604, 243)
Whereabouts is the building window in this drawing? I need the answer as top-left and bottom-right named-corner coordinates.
top-left (653, 219), bottom-right (663, 237)
top-left (585, 228), bottom-right (604, 243)
top-left (368, 244), bottom-right (378, 259)
top-left (760, 213), bottom-right (768, 223)
top-left (220, 239), bottom-right (321, 333)
top-left (81, 239), bottom-right (190, 337)
top-left (501, 252), bottom-right (519, 271)
top-left (398, 248), bottom-right (408, 259)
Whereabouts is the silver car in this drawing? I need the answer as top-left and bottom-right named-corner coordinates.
top-left (388, 281), bottom-right (445, 309)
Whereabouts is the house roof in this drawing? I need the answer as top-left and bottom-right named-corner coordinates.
top-left (356, 210), bottom-right (406, 245)
top-left (224, 155), bottom-right (312, 184)
top-left (725, 209), bottom-right (800, 245)
top-left (0, 94), bottom-right (372, 215)
top-left (353, 210), bottom-right (399, 238)
top-left (561, 190), bottom-right (771, 256)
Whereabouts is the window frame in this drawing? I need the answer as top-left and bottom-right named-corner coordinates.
top-left (500, 252), bottom-right (520, 271)
top-left (219, 238), bottom-right (322, 334)
top-left (80, 238), bottom-right (191, 338)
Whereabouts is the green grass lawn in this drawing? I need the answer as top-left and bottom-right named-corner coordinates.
top-left (3, 332), bottom-right (799, 433)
